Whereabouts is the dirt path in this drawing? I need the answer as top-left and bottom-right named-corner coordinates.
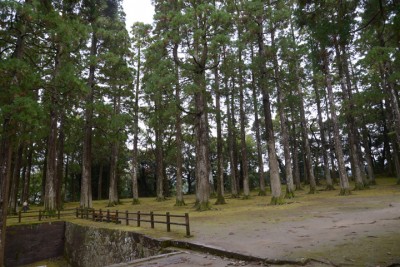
top-left (174, 188), bottom-right (400, 266)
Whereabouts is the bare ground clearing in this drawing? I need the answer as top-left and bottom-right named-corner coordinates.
top-left (19, 178), bottom-right (400, 267)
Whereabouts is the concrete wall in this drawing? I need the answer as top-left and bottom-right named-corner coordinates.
top-left (5, 221), bottom-right (65, 267)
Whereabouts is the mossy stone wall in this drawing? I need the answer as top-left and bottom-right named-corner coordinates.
top-left (5, 221), bottom-right (65, 266)
top-left (64, 222), bottom-right (167, 267)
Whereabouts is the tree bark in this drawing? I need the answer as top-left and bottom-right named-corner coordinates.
top-left (194, 69), bottom-right (211, 210)
top-left (108, 141), bottom-right (119, 206)
top-left (214, 55), bottom-right (226, 205)
top-left (322, 49), bottom-right (350, 195)
top-left (56, 112), bottom-right (65, 210)
top-left (270, 26), bottom-right (294, 198)
top-left (333, 37), bottom-right (364, 190)
top-left (250, 46), bottom-right (266, 196)
top-left (256, 19), bottom-right (282, 204)
top-left (98, 164), bottom-right (103, 200)
top-left (0, 121), bottom-right (12, 267)
top-left (80, 32), bottom-right (97, 209)
top-left (22, 144), bottom-right (33, 202)
top-left (155, 126), bottom-right (165, 201)
top-left (227, 79), bottom-right (239, 198)
top-left (131, 39), bottom-right (141, 205)
top-left (238, 38), bottom-right (250, 199)
top-left (8, 143), bottom-right (23, 214)
top-left (312, 75), bottom-right (334, 190)
top-left (45, 104), bottom-right (58, 211)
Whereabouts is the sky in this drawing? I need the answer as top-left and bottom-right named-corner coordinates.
top-left (122, 0), bottom-right (154, 30)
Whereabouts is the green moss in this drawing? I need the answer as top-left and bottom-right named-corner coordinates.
top-left (156, 197), bottom-right (167, 202)
top-left (339, 188), bottom-right (352, 196)
top-left (258, 190), bottom-right (267, 196)
top-left (241, 195), bottom-right (251, 200)
top-left (295, 185), bottom-right (304, 191)
top-left (324, 184), bottom-right (335, 191)
top-left (269, 196), bottom-right (285, 205)
top-left (209, 192), bottom-right (217, 199)
top-left (353, 182), bottom-right (366, 191)
top-left (43, 210), bottom-right (57, 217)
top-left (214, 196), bottom-right (226, 205)
top-left (195, 201), bottom-right (211, 211)
top-left (132, 199), bottom-right (140, 205)
top-left (284, 190), bottom-right (295, 199)
top-left (174, 199), bottom-right (186, 207)
top-left (308, 186), bottom-right (317, 194)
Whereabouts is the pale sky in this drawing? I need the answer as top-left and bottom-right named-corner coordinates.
top-left (122, 0), bottom-right (154, 30)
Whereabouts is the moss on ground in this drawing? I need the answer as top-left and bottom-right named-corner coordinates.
top-left (7, 177), bottom-right (400, 236)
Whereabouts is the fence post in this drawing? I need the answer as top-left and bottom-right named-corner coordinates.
top-left (80, 208), bottom-right (84, 219)
top-left (18, 211), bottom-right (22, 223)
top-left (185, 213), bottom-right (190, 237)
top-left (58, 209), bottom-right (60, 219)
top-left (137, 211), bottom-right (140, 227)
top-left (39, 210), bottom-right (42, 221)
top-left (99, 209), bottom-right (103, 222)
top-left (107, 209), bottom-right (110, 223)
top-left (166, 212), bottom-right (170, 232)
top-left (76, 208), bottom-right (78, 218)
top-left (150, 211), bottom-right (154, 228)
top-left (115, 210), bottom-right (119, 224)
top-left (92, 209), bottom-right (96, 221)
top-left (125, 210), bottom-right (129, 226)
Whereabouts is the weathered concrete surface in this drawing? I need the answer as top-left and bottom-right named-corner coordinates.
top-left (5, 222), bottom-right (65, 267)
top-left (64, 222), bottom-right (169, 267)
top-left (107, 249), bottom-right (335, 267)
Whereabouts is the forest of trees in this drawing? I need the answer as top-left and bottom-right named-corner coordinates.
top-left (0, 0), bottom-right (399, 262)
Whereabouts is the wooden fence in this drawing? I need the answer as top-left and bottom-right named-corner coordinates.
top-left (76, 208), bottom-right (191, 236)
top-left (7, 208), bottom-right (77, 223)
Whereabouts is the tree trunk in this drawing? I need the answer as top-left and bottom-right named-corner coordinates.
top-left (45, 104), bottom-right (58, 211)
top-left (8, 143), bottom-right (23, 214)
top-left (0, 120), bottom-right (12, 267)
top-left (131, 41), bottom-right (141, 205)
top-left (22, 144), bottom-right (33, 202)
top-left (312, 75), bottom-right (334, 190)
top-left (250, 46), bottom-right (266, 196)
top-left (227, 80), bottom-right (239, 198)
top-left (257, 20), bottom-right (282, 204)
top-left (98, 164), bottom-right (103, 200)
top-left (322, 49), bottom-right (350, 195)
top-left (270, 26), bottom-right (294, 198)
top-left (333, 37), bottom-right (364, 190)
top-left (194, 70), bottom-right (210, 210)
top-left (290, 28), bottom-right (316, 194)
top-left (56, 112), bottom-right (65, 210)
top-left (108, 141), bottom-right (119, 206)
top-left (238, 40), bottom-right (250, 199)
top-left (214, 55), bottom-right (226, 205)
top-left (80, 32), bottom-right (97, 209)
top-left (174, 44), bottom-right (185, 206)
top-left (108, 96), bottom-right (120, 206)
top-left (155, 127), bottom-right (165, 201)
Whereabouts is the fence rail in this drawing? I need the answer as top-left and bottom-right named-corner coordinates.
top-left (76, 208), bottom-right (190, 236)
top-left (7, 208), bottom-right (191, 237)
top-left (7, 208), bottom-right (77, 223)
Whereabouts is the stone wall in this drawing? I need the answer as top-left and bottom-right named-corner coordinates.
top-left (5, 221), bottom-right (65, 267)
top-left (5, 221), bottom-right (169, 267)
top-left (64, 222), bottom-right (168, 267)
